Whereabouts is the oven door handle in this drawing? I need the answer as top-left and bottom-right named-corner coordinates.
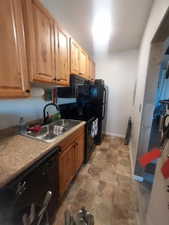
top-left (102, 88), bottom-right (107, 120)
top-left (37, 190), bottom-right (52, 225)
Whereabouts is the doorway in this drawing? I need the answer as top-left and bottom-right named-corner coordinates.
top-left (133, 8), bottom-right (169, 224)
top-left (134, 42), bottom-right (169, 184)
top-left (144, 58), bottom-right (169, 185)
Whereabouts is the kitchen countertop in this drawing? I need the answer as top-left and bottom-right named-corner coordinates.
top-left (0, 121), bottom-right (85, 188)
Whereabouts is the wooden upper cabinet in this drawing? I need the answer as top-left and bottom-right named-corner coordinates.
top-left (22, 0), bottom-right (56, 83)
top-left (70, 38), bottom-right (95, 81)
top-left (0, 0), bottom-right (95, 98)
top-left (70, 39), bottom-right (80, 75)
top-left (0, 0), bottom-right (30, 98)
top-left (79, 48), bottom-right (88, 78)
top-left (57, 29), bottom-right (70, 86)
top-left (88, 59), bottom-right (96, 81)
top-left (91, 61), bottom-right (96, 81)
top-left (54, 23), bottom-right (59, 82)
top-left (87, 58), bottom-right (91, 80)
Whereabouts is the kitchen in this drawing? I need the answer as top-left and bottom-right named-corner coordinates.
top-left (0, 0), bottom-right (109, 224)
top-left (1, 0), bottom-right (169, 225)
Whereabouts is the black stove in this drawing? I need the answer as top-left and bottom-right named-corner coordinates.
top-left (58, 78), bottom-right (107, 162)
top-left (57, 78), bottom-right (107, 145)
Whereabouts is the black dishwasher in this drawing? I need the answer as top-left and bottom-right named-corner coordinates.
top-left (0, 147), bottom-right (59, 225)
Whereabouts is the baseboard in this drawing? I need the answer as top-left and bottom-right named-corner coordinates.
top-left (104, 132), bottom-right (125, 138)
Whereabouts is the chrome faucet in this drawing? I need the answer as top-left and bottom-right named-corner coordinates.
top-left (43, 103), bottom-right (60, 124)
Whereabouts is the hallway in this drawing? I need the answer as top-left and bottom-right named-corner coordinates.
top-left (54, 136), bottom-right (139, 225)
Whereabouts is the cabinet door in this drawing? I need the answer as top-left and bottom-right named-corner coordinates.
top-left (75, 132), bottom-right (85, 172)
top-left (70, 39), bottom-right (80, 75)
top-left (58, 142), bottom-right (75, 196)
top-left (0, 0), bottom-right (29, 98)
top-left (91, 61), bottom-right (96, 81)
top-left (54, 23), bottom-right (59, 83)
top-left (22, 0), bottom-right (56, 83)
top-left (79, 48), bottom-right (88, 78)
top-left (57, 29), bottom-right (70, 86)
top-left (88, 58), bottom-right (92, 80)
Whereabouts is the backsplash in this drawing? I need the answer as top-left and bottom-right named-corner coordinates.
top-left (0, 88), bottom-right (76, 130)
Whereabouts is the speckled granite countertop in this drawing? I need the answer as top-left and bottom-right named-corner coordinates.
top-left (0, 121), bottom-right (85, 188)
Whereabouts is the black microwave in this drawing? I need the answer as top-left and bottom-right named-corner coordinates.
top-left (57, 75), bottom-right (93, 98)
top-left (70, 74), bottom-right (91, 86)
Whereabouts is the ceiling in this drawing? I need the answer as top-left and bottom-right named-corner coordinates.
top-left (43, 0), bottom-right (154, 56)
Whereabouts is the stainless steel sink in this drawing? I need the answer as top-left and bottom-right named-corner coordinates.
top-left (22, 119), bottom-right (81, 143)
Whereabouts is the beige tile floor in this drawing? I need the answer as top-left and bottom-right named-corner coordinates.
top-left (54, 136), bottom-right (139, 225)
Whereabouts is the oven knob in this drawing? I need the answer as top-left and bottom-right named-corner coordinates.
top-left (16, 181), bottom-right (27, 195)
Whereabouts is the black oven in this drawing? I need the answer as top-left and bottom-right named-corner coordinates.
top-left (0, 147), bottom-right (59, 225)
top-left (85, 117), bottom-right (98, 163)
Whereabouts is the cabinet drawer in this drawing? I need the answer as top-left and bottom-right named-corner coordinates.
top-left (58, 125), bottom-right (85, 152)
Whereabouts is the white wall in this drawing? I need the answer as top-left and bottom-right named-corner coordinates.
top-left (95, 49), bottom-right (139, 137)
top-left (0, 97), bottom-right (48, 129)
top-left (0, 88), bottom-right (76, 130)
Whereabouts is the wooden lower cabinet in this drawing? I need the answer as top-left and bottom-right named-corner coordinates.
top-left (58, 142), bottom-right (75, 196)
top-left (58, 125), bottom-right (85, 197)
top-left (75, 133), bottom-right (85, 173)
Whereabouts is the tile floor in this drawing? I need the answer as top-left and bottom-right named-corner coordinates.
top-left (54, 136), bottom-right (139, 225)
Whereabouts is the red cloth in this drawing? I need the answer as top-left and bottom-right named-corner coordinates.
top-left (139, 148), bottom-right (161, 168)
top-left (161, 159), bottom-right (169, 179)
top-left (28, 125), bottom-right (42, 133)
